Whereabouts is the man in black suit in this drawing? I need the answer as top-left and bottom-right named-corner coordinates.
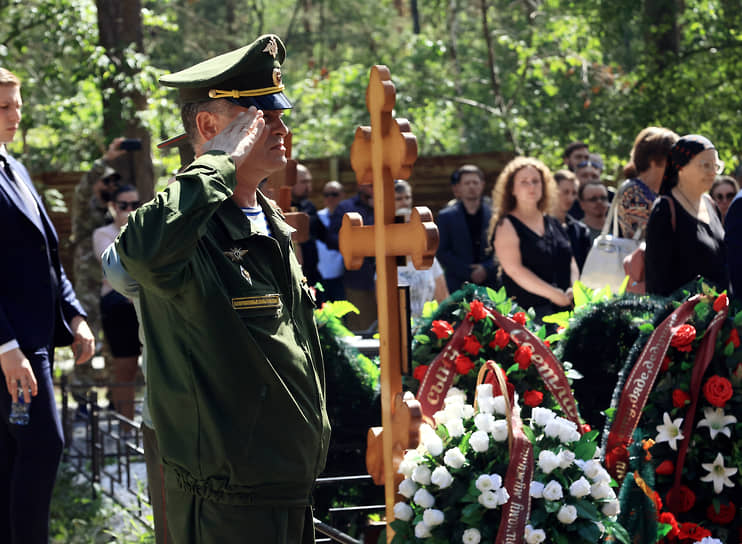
top-left (0, 68), bottom-right (94, 544)
top-left (436, 164), bottom-right (496, 292)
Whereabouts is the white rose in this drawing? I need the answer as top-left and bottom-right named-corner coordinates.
top-left (590, 481), bottom-right (614, 500)
top-left (531, 407), bottom-right (555, 427)
top-left (462, 404), bottom-right (475, 419)
top-left (542, 480), bottom-right (564, 501)
top-left (697, 538), bottom-right (724, 544)
top-left (393, 501), bottom-right (414, 521)
top-left (446, 417), bottom-right (465, 438)
top-left (398, 457), bottom-right (418, 478)
top-left (470, 430), bottom-right (491, 453)
top-left (433, 409), bottom-right (449, 427)
top-left (489, 473), bottom-right (503, 489)
top-left (492, 396), bottom-right (507, 415)
top-left (592, 468), bottom-right (612, 484)
top-left (412, 465), bottom-right (432, 485)
top-left (414, 521), bottom-right (432, 539)
top-left (602, 500), bottom-right (620, 517)
top-left (492, 420), bottom-right (509, 442)
top-left (582, 460), bottom-right (602, 480)
top-left (444, 402), bottom-right (465, 420)
top-left (525, 525), bottom-right (546, 544)
top-left (557, 504), bottom-right (578, 524)
top-left (423, 508), bottom-right (445, 527)
top-left (529, 480), bottom-right (545, 498)
top-left (398, 478), bottom-right (418, 498)
top-left (424, 434), bottom-right (444, 457)
top-left (476, 383), bottom-right (493, 400)
top-left (445, 387), bottom-right (466, 405)
top-left (495, 487), bottom-right (510, 505)
top-left (478, 490), bottom-right (499, 509)
top-left (537, 450), bottom-right (560, 474)
top-left (555, 417), bottom-right (579, 444)
top-left (544, 418), bottom-right (562, 439)
top-left (558, 449), bottom-right (576, 469)
top-left (476, 474), bottom-right (493, 492)
top-left (462, 527), bottom-right (482, 544)
top-left (444, 447), bottom-right (467, 469)
top-left (474, 412), bottom-right (495, 433)
top-left (413, 488), bottom-right (435, 509)
top-left (569, 476), bottom-right (591, 498)
top-left (431, 466), bottom-right (454, 489)
top-left (477, 396), bottom-right (495, 414)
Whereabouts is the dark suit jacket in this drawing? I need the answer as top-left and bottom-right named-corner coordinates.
top-left (725, 189), bottom-right (742, 300)
top-left (0, 153), bottom-right (84, 352)
top-left (436, 200), bottom-right (496, 293)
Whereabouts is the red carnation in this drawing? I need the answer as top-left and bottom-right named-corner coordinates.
top-left (658, 512), bottom-right (679, 537)
top-left (661, 355), bottom-right (672, 372)
top-left (670, 324), bottom-right (696, 352)
top-left (703, 375), bottom-right (733, 407)
top-left (713, 292), bottom-right (729, 312)
top-left (655, 460), bottom-right (675, 475)
top-left (489, 328), bottom-right (510, 350)
top-left (513, 312), bottom-right (527, 325)
top-left (523, 390), bottom-right (543, 407)
top-left (455, 354), bottom-right (475, 375)
top-left (728, 328), bottom-right (740, 348)
top-left (677, 522), bottom-right (711, 540)
top-left (514, 344), bottom-right (533, 370)
top-left (462, 334), bottom-right (482, 355)
top-left (431, 320), bottom-right (454, 339)
top-left (468, 300), bottom-right (488, 322)
top-left (413, 364), bottom-right (428, 382)
top-left (672, 389), bottom-right (691, 408)
top-left (706, 501), bottom-right (736, 524)
top-left (666, 485), bottom-right (696, 513)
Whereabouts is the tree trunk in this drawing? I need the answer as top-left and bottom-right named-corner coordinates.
top-left (96, 0), bottom-right (155, 201)
top-left (642, 0), bottom-right (680, 73)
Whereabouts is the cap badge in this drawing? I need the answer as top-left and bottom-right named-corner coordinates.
top-left (263, 36), bottom-right (278, 58)
top-left (272, 67), bottom-right (282, 88)
top-left (224, 247), bottom-right (248, 263)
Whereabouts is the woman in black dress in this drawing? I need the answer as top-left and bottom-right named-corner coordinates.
top-left (491, 157), bottom-right (578, 320)
top-left (645, 135), bottom-right (728, 296)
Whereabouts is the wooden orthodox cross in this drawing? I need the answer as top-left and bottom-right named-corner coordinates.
top-left (340, 65), bottom-right (438, 541)
top-left (267, 131), bottom-right (310, 243)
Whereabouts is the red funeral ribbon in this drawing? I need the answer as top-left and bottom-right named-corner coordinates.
top-left (487, 309), bottom-right (583, 430)
top-left (667, 299), bottom-right (729, 513)
top-left (417, 319), bottom-right (474, 423)
top-left (495, 404), bottom-right (533, 544)
top-left (604, 296), bottom-right (702, 483)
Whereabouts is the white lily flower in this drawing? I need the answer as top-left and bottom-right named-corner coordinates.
top-left (700, 453), bottom-right (737, 494)
top-left (655, 412), bottom-right (684, 450)
top-left (697, 406), bottom-right (737, 440)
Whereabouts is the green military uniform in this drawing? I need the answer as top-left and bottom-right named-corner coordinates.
top-left (117, 35), bottom-right (330, 544)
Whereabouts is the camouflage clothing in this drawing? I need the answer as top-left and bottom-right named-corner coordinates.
top-left (71, 158), bottom-right (114, 342)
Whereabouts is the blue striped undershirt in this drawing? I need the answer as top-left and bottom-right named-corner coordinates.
top-left (241, 205), bottom-right (271, 236)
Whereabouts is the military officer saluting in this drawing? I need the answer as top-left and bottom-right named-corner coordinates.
top-left (116, 35), bottom-right (330, 543)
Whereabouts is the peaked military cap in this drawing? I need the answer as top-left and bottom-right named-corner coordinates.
top-left (157, 34), bottom-right (292, 149)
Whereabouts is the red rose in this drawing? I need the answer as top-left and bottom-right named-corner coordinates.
top-left (523, 390), bottom-right (543, 407)
top-left (713, 293), bottom-right (729, 312)
top-left (431, 320), bottom-right (454, 339)
top-left (580, 423), bottom-right (591, 434)
top-left (658, 512), bottom-right (679, 537)
top-left (728, 328), bottom-right (741, 348)
top-left (413, 364), bottom-right (428, 382)
top-left (455, 354), bottom-right (475, 375)
top-left (655, 460), bottom-right (675, 475)
top-left (670, 324), bottom-right (696, 352)
top-left (514, 344), bottom-right (533, 370)
top-left (489, 328), bottom-right (510, 349)
top-left (672, 389), bottom-right (691, 408)
top-left (703, 375), bottom-right (733, 407)
top-left (468, 300), bottom-right (488, 322)
top-left (677, 522), bottom-right (711, 540)
top-left (513, 312), bottom-right (527, 325)
top-left (706, 501), bottom-right (736, 524)
top-left (462, 334), bottom-right (482, 355)
top-left (661, 355), bottom-right (672, 372)
top-left (666, 485), bottom-right (696, 513)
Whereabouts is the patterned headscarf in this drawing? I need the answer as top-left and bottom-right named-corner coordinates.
top-left (659, 134), bottom-right (716, 195)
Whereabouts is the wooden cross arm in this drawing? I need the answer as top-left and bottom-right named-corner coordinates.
top-left (350, 119), bottom-right (417, 185)
top-left (338, 206), bottom-right (439, 270)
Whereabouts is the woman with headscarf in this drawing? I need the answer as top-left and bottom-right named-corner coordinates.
top-left (645, 135), bottom-right (728, 296)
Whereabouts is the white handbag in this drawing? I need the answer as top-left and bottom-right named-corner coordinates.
top-left (580, 186), bottom-right (642, 291)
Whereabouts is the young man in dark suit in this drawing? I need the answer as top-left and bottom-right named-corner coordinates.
top-left (0, 67), bottom-right (94, 544)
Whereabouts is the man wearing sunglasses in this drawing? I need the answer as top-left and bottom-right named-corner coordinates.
top-left (116, 35), bottom-right (330, 543)
top-left (315, 181), bottom-right (345, 303)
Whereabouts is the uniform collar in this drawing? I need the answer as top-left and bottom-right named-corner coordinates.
top-left (215, 189), bottom-right (295, 243)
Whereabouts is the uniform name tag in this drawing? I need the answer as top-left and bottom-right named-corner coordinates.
top-left (231, 294), bottom-right (281, 310)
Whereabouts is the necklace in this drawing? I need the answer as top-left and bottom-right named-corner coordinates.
top-left (674, 188), bottom-right (700, 216)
